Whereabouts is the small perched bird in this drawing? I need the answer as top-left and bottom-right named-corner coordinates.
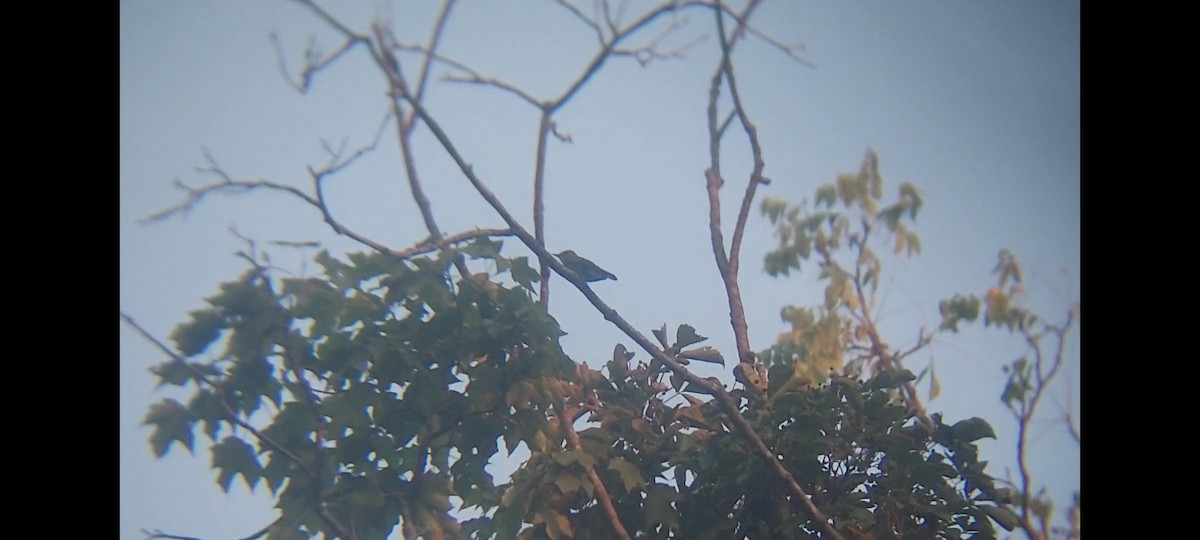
top-left (556, 250), bottom-right (618, 282)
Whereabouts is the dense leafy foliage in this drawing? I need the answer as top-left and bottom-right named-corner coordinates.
top-left (142, 156), bottom-right (1023, 539)
top-left (129, 2), bottom-right (1076, 537)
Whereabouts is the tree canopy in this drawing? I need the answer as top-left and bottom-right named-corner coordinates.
top-left (121, 2), bottom-right (1079, 539)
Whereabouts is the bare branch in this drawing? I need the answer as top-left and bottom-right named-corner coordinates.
top-left (720, 6), bottom-right (814, 68)
top-left (394, 61), bottom-right (842, 540)
top-left (379, 41), bottom-right (550, 110)
top-left (1013, 308), bottom-right (1076, 540)
top-left (142, 529), bottom-right (203, 540)
top-left (406, 0), bottom-right (460, 134)
top-left (550, 0), bottom-right (801, 113)
top-left (140, 125), bottom-right (401, 261)
top-left (552, 0), bottom-right (605, 44)
top-left (612, 14), bottom-right (706, 67)
top-left (598, 0), bottom-right (620, 37)
top-left (441, 72), bottom-right (544, 110)
top-left (292, 0), bottom-right (370, 43)
top-left (316, 112), bottom-right (392, 177)
top-left (139, 150), bottom-right (318, 225)
top-left (548, 1), bottom-right (683, 113)
top-left (373, 23), bottom-right (475, 281)
top-left (849, 228), bottom-right (933, 429)
top-left (142, 516), bottom-right (283, 540)
top-left (393, 227), bottom-right (514, 260)
top-left (270, 12), bottom-right (366, 94)
top-left (534, 113), bottom-right (554, 308)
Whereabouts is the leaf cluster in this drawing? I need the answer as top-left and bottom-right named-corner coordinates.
top-left (142, 235), bottom-right (1015, 539)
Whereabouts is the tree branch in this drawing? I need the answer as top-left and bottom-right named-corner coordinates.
top-left (703, 0), bottom-right (768, 368)
top-left (142, 516), bottom-right (283, 540)
top-left (373, 23), bottom-right (474, 282)
top-left (121, 313), bottom-right (355, 540)
top-left (534, 112), bottom-right (554, 308)
top-left (554, 401), bottom-right (631, 540)
top-left (405, 0), bottom-right (459, 135)
top-left (392, 70), bottom-right (843, 540)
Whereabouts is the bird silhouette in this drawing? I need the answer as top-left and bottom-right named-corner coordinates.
top-left (556, 250), bottom-right (617, 282)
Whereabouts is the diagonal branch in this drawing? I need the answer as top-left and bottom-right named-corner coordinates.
top-left (405, 0), bottom-right (459, 135)
top-left (121, 313), bottom-right (355, 540)
top-left (393, 63), bottom-right (844, 540)
top-left (142, 517), bottom-right (283, 540)
top-left (141, 128), bottom-right (399, 260)
top-left (704, 0), bottom-right (768, 368)
top-left (373, 23), bottom-right (474, 282)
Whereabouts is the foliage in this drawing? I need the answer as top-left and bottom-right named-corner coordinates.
top-left (140, 160), bottom-right (1022, 539)
top-left (126, 2), bottom-right (1076, 539)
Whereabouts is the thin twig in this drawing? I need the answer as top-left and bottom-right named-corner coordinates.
top-left (394, 61), bottom-right (843, 540)
top-left (1013, 309), bottom-right (1075, 540)
top-left (142, 516), bottom-right (283, 540)
top-left (441, 72), bottom-right (544, 109)
top-left (552, 0), bottom-right (605, 44)
top-left (705, 0), bottom-right (768, 368)
top-left (406, 0), bottom-right (459, 135)
top-left (612, 13), bottom-right (705, 67)
top-left (549, 0), bottom-right (802, 114)
top-left (373, 23), bottom-right (473, 282)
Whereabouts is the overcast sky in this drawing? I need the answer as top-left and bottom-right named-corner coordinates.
top-left (121, 1), bottom-right (1080, 538)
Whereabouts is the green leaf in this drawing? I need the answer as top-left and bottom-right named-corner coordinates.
top-left (938, 294), bottom-right (981, 332)
top-left (674, 324), bottom-right (708, 349)
top-left (211, 436), bottom-right (262, 492)
top-left (679, 346), bottom-right (724, 365)
top-left (642, 484), bottom-right (680, 531)
top-left (652, 325), bottom-right (668, 348)
top-left (980, 504), bottom-right (1020, 531)
top-left (553, 471), bottom-right (588, 497)
top-left (461, 237), bottom-right (504, 259)
top-left (509, 256), bottom-right (541, 291)
top-left (760, 197), bottom-right (788, 222)
top-left (607, 457), bottom-right (644, 493)
top-left (815, 184), bottom-right (837, 207)
top-left (554, 449), bottom-right (597, 469)
top-left (170, 309), bottom-right (226, 357)
top-left (345, 250), bottom-right (397, 282)
top-left (867, 369), bottom-right (915, 391)
top-left (953, 417), bottom-right (997, 443)
top-left (143, 399), bottom-right (195, 457)
top-left (151, 358), bottom-right (216, 388)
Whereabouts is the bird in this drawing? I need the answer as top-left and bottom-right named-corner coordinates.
top-left (555, 250), bottom-right (617, 282)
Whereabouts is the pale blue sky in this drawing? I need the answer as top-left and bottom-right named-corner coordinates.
top-left (121, 2), bottom-right (1079, 538)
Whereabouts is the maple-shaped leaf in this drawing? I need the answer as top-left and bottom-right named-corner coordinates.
top-left (679, 346), bottom-right (724, 365)
top-left (461, 237), bottom-right (504, 259)
top-left (952, 417), bottom-right (997, 443)
top-left (210, 436), bottom-right (262, 492)
top-left (642, 484), bottom-right (681, 531)
top-left (143, 399), bottom-right (195, 458)
top-left (608, 457), bottom-right (644, 493)
top-left (509, 256), bottom-right (541, 291)
top-left (674, 324), bottom-right (707, 349)
top-left (170, 309), bottom-right (226, 357)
